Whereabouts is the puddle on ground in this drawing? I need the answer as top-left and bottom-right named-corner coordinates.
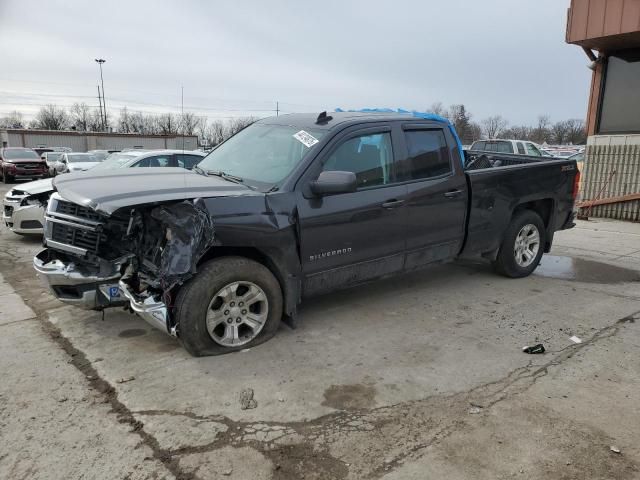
top-left (535, 255), bottom-right (640, 284)
top-left (118, 328), bottom-right (148, 338)
top-left (322, 384), bottom-right (377, 411)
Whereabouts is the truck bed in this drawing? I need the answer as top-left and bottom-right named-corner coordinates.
top-left (460, 153), bottom-right (578, 259)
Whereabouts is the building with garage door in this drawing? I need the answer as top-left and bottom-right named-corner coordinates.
top-left (566, 0), bottom-right (640, 221)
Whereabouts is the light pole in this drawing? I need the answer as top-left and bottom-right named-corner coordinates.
top-left (95, 58), bottom-right (106, 131)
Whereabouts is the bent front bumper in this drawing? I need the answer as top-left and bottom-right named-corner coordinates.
top-left (33, 249), bottom-right (125, 310)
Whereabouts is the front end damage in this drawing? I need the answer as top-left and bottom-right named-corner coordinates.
top-left (35, 193), bottom-right (216, 336)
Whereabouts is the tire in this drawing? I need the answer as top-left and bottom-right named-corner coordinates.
top-left (2, 168), bottom-right (13, 184)
top-left (493, 210), bottom-right (546, 278)
top-left (174, 256), bottom-right (283, 356)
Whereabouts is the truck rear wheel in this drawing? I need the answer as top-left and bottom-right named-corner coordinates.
top-left (174, 256), bottom-right (283, 356)
top-left (493, 210), bottom-right (545, 278)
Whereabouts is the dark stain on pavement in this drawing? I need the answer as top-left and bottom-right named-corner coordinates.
top-left (118, 328), bottom-right (148, 338)
top-left (322, 384), bottom-right (377, 411)
top-left (535, 255), bottom-right (640, 284)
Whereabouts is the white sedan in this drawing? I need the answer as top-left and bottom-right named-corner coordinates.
top-left (54, 153), bottom-right (102, 175)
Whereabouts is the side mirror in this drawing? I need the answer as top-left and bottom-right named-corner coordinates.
top-left (310, 171), bottom-right (357, 196)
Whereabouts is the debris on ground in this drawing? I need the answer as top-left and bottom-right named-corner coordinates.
top-left (468, 406), bottom-right (482, 414)
top-left (610, 446), bottom-right (621, 454)
top-left (523, 344), bottom-right (545, 354)
top-left (116, 376), bottom-right (136, 384)
top-left (239, 388), bottom-right (258, 410)
top-left (569, 336), bottom-right (582, 344)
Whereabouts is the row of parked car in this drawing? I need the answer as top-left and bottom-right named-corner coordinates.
top-left (2, 147), bottom-right (206, 235)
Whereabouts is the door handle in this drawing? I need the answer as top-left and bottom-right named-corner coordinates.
top-left (444, 189), bottom-right (463, 198)
top-left (381, 199), bottom-right (405, 209)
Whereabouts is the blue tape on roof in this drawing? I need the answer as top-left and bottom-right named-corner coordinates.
top-left (334, 108), bottom-right (465, 165)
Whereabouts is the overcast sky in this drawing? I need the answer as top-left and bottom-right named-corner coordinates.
top-left (0, 0), bottom-right (590, 126)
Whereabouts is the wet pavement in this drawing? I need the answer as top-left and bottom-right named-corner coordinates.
top-left (535, 254), bottom-right (640, 283)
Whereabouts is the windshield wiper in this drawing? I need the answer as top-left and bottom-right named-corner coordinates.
top-left (192, 165), bottom-right (208, 176)
top-left (206, 170), bottom-right (245, 183)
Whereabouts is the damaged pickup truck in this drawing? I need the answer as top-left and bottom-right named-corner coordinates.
top-left (34, 111), bottom-right (580, 356)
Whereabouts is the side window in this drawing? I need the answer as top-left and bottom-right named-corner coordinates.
top-left (517, 142), bottom-right (526, 154)
top-left (176, 154), bottom-right (202, 170)
top-left (134, 155), bottom-right (171, 167)
top-left (497, 141), bottom-right (513, 153)
top-left (473, 141), bottom-right (485, 151)
top-left (484, 141), bottom-right (496, 152)
top-left (322, 132), bottom-right (393, 189)
top-left (526, 143), bottom-right (541, 156)
top-left (401, 129), bottom-right (451, 180)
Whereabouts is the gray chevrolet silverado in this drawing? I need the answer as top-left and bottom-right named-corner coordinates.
top-left (34, 112), bottom-right (579, 356)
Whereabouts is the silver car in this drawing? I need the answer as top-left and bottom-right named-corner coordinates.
top-left (41, 151), bottom-right (65, 176)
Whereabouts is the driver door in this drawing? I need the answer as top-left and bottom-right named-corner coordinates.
top-left (296, 125), bottom-right (408, 296)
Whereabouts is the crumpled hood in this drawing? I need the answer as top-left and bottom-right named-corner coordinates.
top-left (53, 167), bottom-right (259, 215)
top-left (8, 178), bottom-right (54, 196)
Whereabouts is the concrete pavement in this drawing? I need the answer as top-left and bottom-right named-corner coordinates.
top-left (0, 179), bottom-right (639, 479)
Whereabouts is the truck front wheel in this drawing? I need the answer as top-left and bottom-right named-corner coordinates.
top-left (174, 257), bottom-right (283, 356)
top-left (493, 210), bottom-right (546, 278)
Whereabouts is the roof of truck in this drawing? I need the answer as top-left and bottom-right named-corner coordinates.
top-left (259, 111), bottom-right (449, 131)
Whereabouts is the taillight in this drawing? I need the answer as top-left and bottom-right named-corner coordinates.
top-left (572, 170), bottom-right (581, 200)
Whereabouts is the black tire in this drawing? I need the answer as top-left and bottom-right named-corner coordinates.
top-left (493, 210), bottom-right (546, 278)
top-left (174, 256), bottom-right (283, 356)
top-left (1, 168), bottom-right (12, 184)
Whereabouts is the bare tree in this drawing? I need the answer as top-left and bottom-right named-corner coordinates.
top-left (118, 107), bottom-right (133, 133)
top-left (34, 104), bottom-right (69, 130)
top-left (427, 102), bottom-right (447, 118)
top-left (206, 120), bottom-right (227, 146)
top-left (531, 115), bottom-right (551, 144)
top-left (225, 116), bottom-right (257, 138)
top-left (0, 110), bottom-right (25, 128)
top-left (551, 120), bottom-right (571, 144)
top-left (157, 113), bottom-right (177, 135)
top-left (565, 118), bottom-right (586, 144)
top-left (179, 112), bottom-right (200, 135)
top-left (70, 102), bottom-right (93, 131)
top-left (481, 115), bottom-right (508, 139)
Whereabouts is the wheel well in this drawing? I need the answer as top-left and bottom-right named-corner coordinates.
top-left (513, 199), bottom-right (553, 229)
top-left (197, 246), bottom-right (289, 308)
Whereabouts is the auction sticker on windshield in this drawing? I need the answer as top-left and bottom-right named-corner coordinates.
top-left (293, 130), bottom-right (319, 148)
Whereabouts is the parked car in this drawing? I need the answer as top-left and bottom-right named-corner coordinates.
top-left (4, 150), bottom-right (206, 236)
top-left (89, 149), bottom-right (206, 171)
top-left (54, 153), bottom-right (102, 175)
top-left (470, 139), bottom-right (549, 157)
top-left (34, 112), bottom-right (580, 356)
top-left (41, 152), bottom-right (65, 176)
top-left (0, 147), bottom-right (49, 183)
top-left (87, 149), bottom-right (120, 162)
top-left (3, 178), bottom-right (53, 235)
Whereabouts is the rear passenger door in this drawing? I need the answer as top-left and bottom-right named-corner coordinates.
top-left (398, 125), bottom-right (468, 268)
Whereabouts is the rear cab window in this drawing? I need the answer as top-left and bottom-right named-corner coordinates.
top-left (517, 142), bottom-right (526, 154)
top-left (400, 129), bottom-right (452, 180)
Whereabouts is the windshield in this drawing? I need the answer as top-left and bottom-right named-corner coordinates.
top-left (67, 154), bottom-right (96, 163)
top-left (47, 152), bottom-right (63, 161)
top-left (3, 149), bottom-right (39, 160)
top-left (90, 153), bottom-right (140, 171)
top-left (198, 123), bottom-right (326, 185)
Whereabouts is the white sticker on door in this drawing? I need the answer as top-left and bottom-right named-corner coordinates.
top-left (293, 130), bottom-right (319, 148)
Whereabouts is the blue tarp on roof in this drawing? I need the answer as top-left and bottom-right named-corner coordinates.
top-left (335, 108), bottom-right (465, 165)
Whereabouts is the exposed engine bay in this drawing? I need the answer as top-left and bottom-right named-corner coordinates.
top-left (39, 194), bottom-right (216, 334)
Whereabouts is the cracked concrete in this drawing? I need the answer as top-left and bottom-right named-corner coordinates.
top-left (1, 179), bottom-right (640, 480)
